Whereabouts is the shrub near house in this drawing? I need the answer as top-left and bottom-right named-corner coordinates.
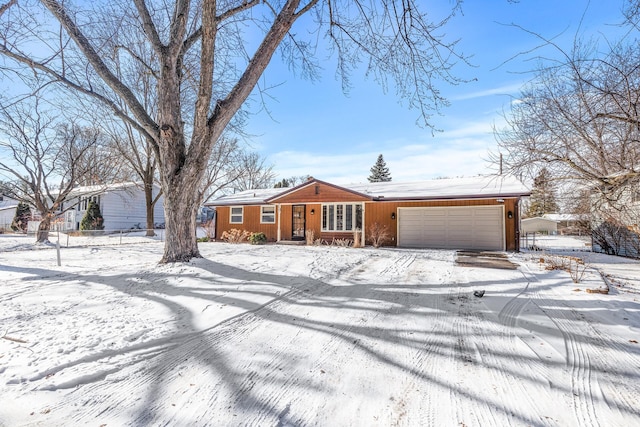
top-left (11, 202), bottom-right (31, 232)
top-left (80, 201), bottom-right (104, 231)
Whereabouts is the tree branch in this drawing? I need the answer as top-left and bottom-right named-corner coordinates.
top-left (40, 0), bottom-right (157, 134)
top-left (132, 0), bottom-right (164, 56)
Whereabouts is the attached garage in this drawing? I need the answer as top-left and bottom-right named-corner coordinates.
top-left (397, 206), bottom-right (505, 251)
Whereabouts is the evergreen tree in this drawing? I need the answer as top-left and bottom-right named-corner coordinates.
top-left (368, 154), bottom-right (392, 182)
top-left (526, 168), bottom-right (559, 217)
top-left (11, 202), bottom-right (31, 232)
top-left (274, 178), bottom-right (290, 188)
top-left (80, 201), bottom-right (105, 231)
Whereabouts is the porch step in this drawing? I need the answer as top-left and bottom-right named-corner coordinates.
top-left (277, 240), bottom-right (306, 245)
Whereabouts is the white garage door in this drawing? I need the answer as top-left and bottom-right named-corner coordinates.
top-left (397, 206), bottom-right (505, 251)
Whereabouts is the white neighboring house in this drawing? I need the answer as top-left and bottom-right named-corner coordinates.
top-left (521, 217), bottom-right (558, 234)
top-left (0, 194), bottom-right (19, 231)
top-left (62, 182), bottom-right (165, 231)
top-left (542, 213), bottom-right (588, 235)
top-left (590, 175), bottom-right (640, 257)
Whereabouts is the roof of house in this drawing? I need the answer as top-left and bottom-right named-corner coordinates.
top-left (0, 195), bottom-right (19, 211)
top-left (211, 188), bottom-right (288, 206)
top-left (346, 175), bottom-right (530, 201)
top-left (522, 217), bottom-right (558, 224)
top-left (67, 182), bottom-right (160, 197)
top-left (543, 213), bottom-right (587, 222)
top-left (209, 175), bottom-right (530, 206)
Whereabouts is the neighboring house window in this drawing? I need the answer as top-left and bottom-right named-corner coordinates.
top-left (261, 206), bottom-right (275, 224)
top-left (230, 206), bottom-right (244, 224)
top-left (80, 195), bottom-right (101, 210)
top-left (322, 203), bottom-right (363, 232)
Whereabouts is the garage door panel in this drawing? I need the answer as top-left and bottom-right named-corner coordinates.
top-left (397, 206), bottom-right (504, 251)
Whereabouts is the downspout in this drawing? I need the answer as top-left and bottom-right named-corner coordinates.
top-left (277, 204), bottom-right (281, 242)
top-left (362, 203), bottom-right (366, 246)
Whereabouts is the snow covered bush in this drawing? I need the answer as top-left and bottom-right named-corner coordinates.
top-left (331, 238), bottom-right (352, 247)
top-left (542, 254), bottom-right (588, 283)
top-left (305, 229), bottom-right (315, 245)
top-left (353, 228), bottom-right (362, 248)
top-left (221, 229), bottom-right (250, 243)
top-left (368, 222), bottom-right (389, 248)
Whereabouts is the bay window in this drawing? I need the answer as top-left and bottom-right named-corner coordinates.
top-left (322, 203), bottom-right (363, 232)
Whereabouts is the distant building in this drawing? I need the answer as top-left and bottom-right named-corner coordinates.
top-left (591, 174), bottom-right (640, 257)
top-left (542, 213), bottom-right (589, 235)
top-left (0, 194), bottom-right (19, 231)
top-left (521, 217), bottom-right (558, 235)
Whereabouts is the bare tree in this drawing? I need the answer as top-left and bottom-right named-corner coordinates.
top-left (232, 151), bottom-right (276, 192)
top-left (0, 0), bottom-right (464, 262)
top-left (198, 137), bottom-right (243, 204)
top-left (493, 36), bottom-right (640, 198)
top-left (109, 121), bottom-right (162, 236)
top-left (493, 31), bottom-right (640, 255)
top-left (0, 97), bottom-right (114, 242)
top-left (288, 175), bottom-right (313, 186)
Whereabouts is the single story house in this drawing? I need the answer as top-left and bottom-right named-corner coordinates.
top-left (521, 217), bottom-right (558, 234)
top-left (542, 213), bottom-right (589, 235)
top-left (208, 175), bottom-right (530, 251)
top-left (61, 182), bottom-right (165, 231)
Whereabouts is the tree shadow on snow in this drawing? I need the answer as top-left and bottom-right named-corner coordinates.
top-left (4, 248), bottom-right (640, 425)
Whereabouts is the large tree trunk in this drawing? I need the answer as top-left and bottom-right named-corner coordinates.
top-left (160, 173), bottom-right (202, 263)
top-left (36, 215), bottom-right (51, 243)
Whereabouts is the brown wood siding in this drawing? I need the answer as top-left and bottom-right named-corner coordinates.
top-left (270, 182), bottom-right (370, 204)
top-left (215, 205), bottom-right (279, 242)
top-left (305, 204), bottom-right (322, 242)
top-left (278, 204), bottom-right (323, 241)
top-left (364, 198), bottom-right (520, 251)
top-left (280, 205), bottom-right (292, 240)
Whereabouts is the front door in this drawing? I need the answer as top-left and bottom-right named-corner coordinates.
top-left (292, 205), bottom-right (306, 240)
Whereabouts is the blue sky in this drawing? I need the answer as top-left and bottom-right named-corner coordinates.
top-left (246, 0), bottom-right (631, 185)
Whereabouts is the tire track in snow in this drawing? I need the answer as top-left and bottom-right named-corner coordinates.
top-left (447, 281), bottom-right (503, 427)
top-left (496, 267), bottom-right (562, 390)
top-left (386, 263), bottom-right (449, 426)
top-left (534, 279), bottom-right (640, 424)
top-left (515, 263), bottom-right (640, 426)
top-left (316, 250), bottom-right (456, 425)
top-left (522, 288), bottom-right (600, 427)
top-left (447, 264), bottom-right (555, 426)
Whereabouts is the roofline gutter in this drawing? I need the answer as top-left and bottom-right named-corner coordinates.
top-left (371, 193), bottom-right (531, 202)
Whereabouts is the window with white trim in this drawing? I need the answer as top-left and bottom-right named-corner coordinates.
top-left (322, 203), bottom-right (363, 232)
top-left (261, 205), bottom-right (276, 223)
top-left (79, 195), bottom-right (101, 211)
top-left (230, 206), bottom-right (244, 224)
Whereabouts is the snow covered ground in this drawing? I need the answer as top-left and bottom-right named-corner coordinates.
top-left (1, 233), bottom-right (639, 426)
